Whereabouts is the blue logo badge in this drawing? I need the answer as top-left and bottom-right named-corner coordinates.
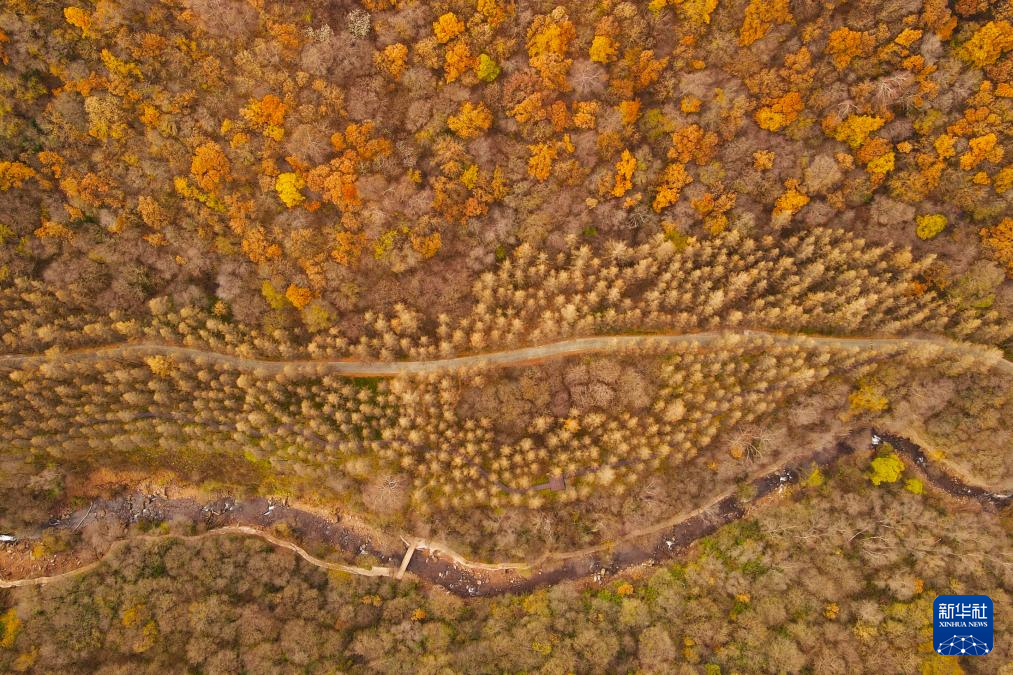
top-left (934, 595), bottom-right (993, 655)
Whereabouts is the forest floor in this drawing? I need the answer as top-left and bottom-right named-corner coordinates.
top-left (1, 431), bottom-right (1008, 598)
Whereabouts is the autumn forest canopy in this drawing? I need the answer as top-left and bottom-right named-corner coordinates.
top-left (0, 0), bottom-right (1012, 671)
top-left (0, 0), bottom-right (1010, 352)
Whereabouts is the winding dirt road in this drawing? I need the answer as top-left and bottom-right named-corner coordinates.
top-left (1, 330), bottom-right (1010, 376)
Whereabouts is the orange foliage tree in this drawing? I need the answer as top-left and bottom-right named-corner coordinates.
top-left (241, 94), bottom-right (287, 140)
top-left (981, 218), bottom-right (1013, 276)
top-left (755, 92), bottom-right (804, 132)
top-left (527, 142), bottom-right (558, 181)
top-left (668, 124), bottom-right (718, 165)
top-left (63, 6), bottom-right (91, 36)
top-left (444, 39), bottom-right (475, 83)
top-left (958, 20), bottom-right (1013, 67)
top-left (0, 161), bottom-right (36, 190)
top-left (611, 149), bottom-right (637, 197)
top-left (448, 102), bottom-right (493, 138)
top-left (433, 12), bottom-right (465, 43)
top-left (285, 284), bottom-right (313, 310)
top-left (375, 43), bottom-right (409, 80)
top-left (305, 122), bottom-right (392, 212)
top-left (190, 142), bottom-right (230, 192)
top-left (653, 163), bottom-right (693, 212)
top-left (589, 35), bottom-right (618, 64)
top-left (612, 49), bottom-right (669, 99)
top-left (739, 0), bottom-right (792, 46)
top-left (826, 28), bottom-right (874, 70)
top-left (526, 7), bottom-right (575, 89)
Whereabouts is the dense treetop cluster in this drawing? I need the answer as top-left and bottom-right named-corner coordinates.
top-left (0, 0), bottom-right (1010, 349)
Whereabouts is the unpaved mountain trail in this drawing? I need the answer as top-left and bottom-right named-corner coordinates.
top-left (1, 330), bottom-right (1010, 376)
top-left (2, 432), bottom-right (1008, 597)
